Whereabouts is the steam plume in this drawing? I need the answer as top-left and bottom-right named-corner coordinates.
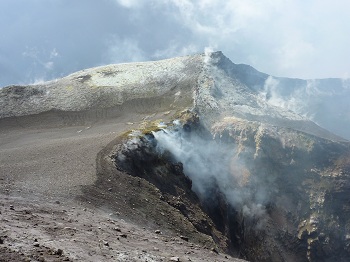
top-left (152, 121), bottom-right (269, 223)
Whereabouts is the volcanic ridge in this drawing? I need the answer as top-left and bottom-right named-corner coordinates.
top-left (1, 51), bottom-right (350, 262)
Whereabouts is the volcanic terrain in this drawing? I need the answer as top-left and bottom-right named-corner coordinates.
top-left (1, 52), bottom-right (350, 262)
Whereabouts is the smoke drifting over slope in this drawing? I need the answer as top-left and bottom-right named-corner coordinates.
top-left (261, 75), bottom-right (350, 140)
top-left (153, 121), bottom-right (269, 224)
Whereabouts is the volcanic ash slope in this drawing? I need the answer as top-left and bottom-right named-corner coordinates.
top-left (1, 52), bottom-right (350, 262)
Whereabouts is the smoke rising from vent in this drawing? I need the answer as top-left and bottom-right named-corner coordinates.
top-left (261, 76), bottom-right (350, 139)
top-left (260, 76), bottom-right (310, 118)
top-left (152, 121), bottom-right (269, 224)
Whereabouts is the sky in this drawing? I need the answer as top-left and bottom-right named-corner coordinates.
top-left (1, 0), bottom-right (350, 87)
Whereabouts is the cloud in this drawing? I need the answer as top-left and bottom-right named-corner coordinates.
top-left (168, 0), bottom-right (271, 33)
top-left (20, 46), bottom-right (59, 83)
top-left (1, 0), bottom-right (350, 87)
top-left (44, 62), bottom-right (54, 70)
top-left (115, 0), bottom-right (141, 8)
top-left (105, 37), bottom-right (146, 64)
top-left (152, 43), bottom-right (199, 60)
top-left (275, 34), bottom-right (316, 72)
top-left (159, 0), bottom-right (350, 78)
top-left (50, 48), bottom-right (59, 59)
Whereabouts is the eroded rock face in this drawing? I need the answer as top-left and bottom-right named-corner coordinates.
top-left (113, 132), bottom-right (233, 253)
top-left (211, 116), bottom-right (350, 262)
top-left (114, 114), bottom-right (350, 262)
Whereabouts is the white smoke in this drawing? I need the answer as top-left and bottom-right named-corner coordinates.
top-left (152, 121), bottom-right (269, 222)
top-left (261, 76), bottom-right (316, 119)
top-left (203, 46), bottom-right (219, 65)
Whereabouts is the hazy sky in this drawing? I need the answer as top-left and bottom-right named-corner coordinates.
top-left (1, 0), bottom-right (350, 87)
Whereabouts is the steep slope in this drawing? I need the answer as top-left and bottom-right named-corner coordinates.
top-left (194, 51), bottom-right (346, 142)
top-left (212, 54), bottom-right (350, 140)
top-left (1, 52), bottom-right (350, 261)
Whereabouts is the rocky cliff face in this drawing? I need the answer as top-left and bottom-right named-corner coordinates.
top-left (115, 114), bottom-right (350, 261)
top-left (1, 52), bottom-right (350, 261)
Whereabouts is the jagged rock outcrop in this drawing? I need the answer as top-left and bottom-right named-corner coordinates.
top-left (1, 51), bottom-right (350, 261)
